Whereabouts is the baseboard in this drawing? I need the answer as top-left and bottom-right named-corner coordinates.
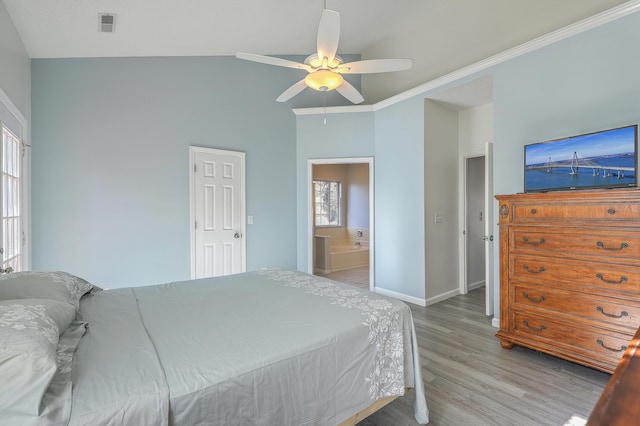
top-left (491, 317), bottom-right (500, 328)
top-left (425, 288), bottom-right (460, 306)
top-left (374, 287), bottom-right (427, 307)
top-left (314, 268), bottom-right (332, 274)
top-left (468, 280), bottom-right (485, 291)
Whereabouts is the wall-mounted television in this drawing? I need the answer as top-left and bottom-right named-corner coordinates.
top-left (524, 124), bottom-right (638, 193)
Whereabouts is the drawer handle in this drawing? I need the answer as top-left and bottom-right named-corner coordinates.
top-left (607, 208), bottom-right (616, 215)
top-left (523, 320), bottom-right (546, 332)
top-left (596, 306), bottom-right (629, 319)
top-left (596, 339), bottom-right (627, 353)
top-left (522, 292), bottom-right (546, 303)
top-left (595, 273), bottom-right (628, 285)
top-left (530, 209), bottom-right (537, 214)
top-left (523, 237), bottom-right (546, 246)
top-left (523, 265), bottom-right (545, 274)
top-left (596, 241), bottom-right (629, 251)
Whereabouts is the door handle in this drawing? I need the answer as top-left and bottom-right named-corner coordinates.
top-left (234, 232), bottom-right (242, 239)
top-left (482, 235), bottom-right (494, 241)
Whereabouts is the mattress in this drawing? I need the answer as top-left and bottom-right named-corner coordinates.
top-left (23, 269), bottom-right (430, 425)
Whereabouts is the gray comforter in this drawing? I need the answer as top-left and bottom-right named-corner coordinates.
top-left (69, 269), bottom-right (429, 425)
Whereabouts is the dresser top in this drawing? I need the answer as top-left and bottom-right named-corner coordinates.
top-left (496, 188), bottom-right (640, 202)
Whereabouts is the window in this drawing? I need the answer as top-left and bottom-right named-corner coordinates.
top-left (314, 180), bottom-right (342, 226)
top-left (2, 125), bottom-right (22, 272)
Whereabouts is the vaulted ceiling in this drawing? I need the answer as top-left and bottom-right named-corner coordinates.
top-left (3, 0), bottom-right (630, 102)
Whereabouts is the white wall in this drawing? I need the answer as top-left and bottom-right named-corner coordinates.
top-left (459, 103), bottom-right (494, 155)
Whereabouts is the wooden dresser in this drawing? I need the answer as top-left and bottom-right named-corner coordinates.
top-left (495, 189), bottom-right (640, 373)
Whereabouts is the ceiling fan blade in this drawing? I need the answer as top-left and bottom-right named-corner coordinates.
top-left (276, 79), bottom-right (308, 102)
top-left (236, 52), bottom-right (311, 71)
top-left (337, 59), bottom-right (412, 74)
top-left (317, 10), bottom-right (340, 64)
top-left (335, 80), bottom-right (364, 104)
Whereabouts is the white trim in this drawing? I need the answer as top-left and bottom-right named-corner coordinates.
top-left (468, 280), bottom-right (485, 291)
top-left (307, 157), bottom-right (375, 291)
top-left (293, 105), bottom-right (374, 116)
top-left (292, 1), bottom-right (640, 115)
top-left (374, 287), bottom-right (427, 307)
top-left (189, 146), bottom-right (246, 278)
top-left (0, 89), bottom-right (26, 125)
top-left (492, 318), bottom-right (500, 328)
top-left (425, 288), bottom-right (460, 306)
top-left (0, 87), bottom-right (30, 270)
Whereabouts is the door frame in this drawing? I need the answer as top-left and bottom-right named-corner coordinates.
top-left (458, 142), bottom-right (494, 315)
top-left (0, 87), bottom-right (30, 271)
top-left (189, 146), bottom-right (246, 278)
top-left (307, 157), bottom-right (375, 290)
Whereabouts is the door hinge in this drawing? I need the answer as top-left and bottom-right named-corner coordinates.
top-left (194, 221), bottom-right (197, 230)
top-left (194, 164), bottom-right (197, 173)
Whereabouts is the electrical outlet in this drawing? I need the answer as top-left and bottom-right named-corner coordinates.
top-left (434, 212), bottom-right (444, 223)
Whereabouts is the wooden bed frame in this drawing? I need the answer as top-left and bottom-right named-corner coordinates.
top-left (338, 389), bottom-right (407, 425)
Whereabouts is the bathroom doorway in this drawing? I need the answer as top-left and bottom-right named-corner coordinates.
top-left (307, 157), bottom-right (374, 291)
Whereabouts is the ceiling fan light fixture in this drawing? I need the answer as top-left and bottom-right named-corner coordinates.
top-left (305, 69), bottom-right (344, 92)
top-left (305, 53), bottom-right (342, 69)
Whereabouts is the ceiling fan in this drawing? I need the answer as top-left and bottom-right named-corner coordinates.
top-left (235, 8), bottom-right (412, 104)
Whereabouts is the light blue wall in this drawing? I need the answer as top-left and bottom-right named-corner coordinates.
top-left (296, 99), bottom-right (426, 300)
top-left (296, 112), bottom-right (375, 271)
top-left (491, 11), bottom-right (640, 313)
top-left (31, 56), bottom-right (357, 288)
top-left (374, 98), bottom-right (426, 299)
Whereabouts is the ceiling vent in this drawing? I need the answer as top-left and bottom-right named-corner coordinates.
top-left (98, 13), bottom-right (116, 33)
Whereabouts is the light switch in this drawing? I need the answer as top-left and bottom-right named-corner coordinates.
top-left (247, 215), bottom-right (254, 225)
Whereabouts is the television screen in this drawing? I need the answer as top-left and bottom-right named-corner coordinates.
top-left (524, 125), bottom-right (638, 192)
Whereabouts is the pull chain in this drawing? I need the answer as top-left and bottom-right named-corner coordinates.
top-left (323, 93), bottom-right (327, 125)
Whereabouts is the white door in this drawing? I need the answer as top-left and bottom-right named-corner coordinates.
top-left (483, 142), bottom-right (494, 316)
top-left (190, 147), bottom-right (246, 278)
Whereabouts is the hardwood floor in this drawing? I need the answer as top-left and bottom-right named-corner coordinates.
top-left (355, 287), bottom-right (611, 425)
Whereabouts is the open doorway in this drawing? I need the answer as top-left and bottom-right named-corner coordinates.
top-left (308, 158), bottom-right (374, 291)
top-left (459, 143), bottom-right (494, 316)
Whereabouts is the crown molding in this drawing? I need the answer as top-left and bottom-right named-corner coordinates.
top-left (293, 0), bottom-right (640, 116)
top-left (292, 104), bottom-right (374, 116)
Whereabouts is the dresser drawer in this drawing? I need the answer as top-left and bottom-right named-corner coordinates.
top-left (511, 283), bottom-right (640, 330)
top-left (510, 255), bottom-right (640, 295)
top-left (512, 202), bottom-right (640, 220)
top-left (510, 311), bottom-right (631, 363)
top-left (511, 228), bottom-right (640, 262)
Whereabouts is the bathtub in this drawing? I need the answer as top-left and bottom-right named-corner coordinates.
top-left (314, 235), bottom-right (369, 274)
top-left (330, 242), bottom-right (370, 272)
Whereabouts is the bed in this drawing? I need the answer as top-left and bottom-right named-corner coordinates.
top-left (0, 269), bottom-right (429, 425)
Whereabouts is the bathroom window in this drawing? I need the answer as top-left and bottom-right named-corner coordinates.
top-left (314, 180), bottom-right (342, 226)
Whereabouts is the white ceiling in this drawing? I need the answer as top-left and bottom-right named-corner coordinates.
top-left (2, 0), bottom-right (632, 103)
